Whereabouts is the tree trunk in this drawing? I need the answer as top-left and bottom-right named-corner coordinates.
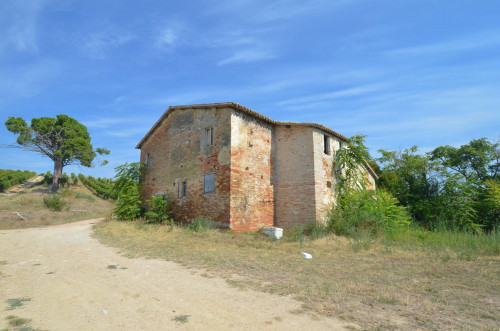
top-left (52, 160), bottom-right (63, 193)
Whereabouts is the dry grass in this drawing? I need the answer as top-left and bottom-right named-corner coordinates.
top-left (0, 182), bottom-right (113, 230)
top-left (93, 221), bottom-right (500, 330)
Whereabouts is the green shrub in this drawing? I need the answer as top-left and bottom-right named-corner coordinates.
top-left (187, 216), bottom-right (216, 232)
top-left (71, 173), bottom-right (78, 185)
top-left (43, 171), bottom-right (53, 185)
top-left (60, 173), bottom-right (69, 187)
top-left (79, 174), bottom-right (116, 200)
top-left (328, 189), bottom-right (410, 237)
top-left (113, 184), bottom-right (142, 220)
top-left (0, 169), bottom-right (36, 192)
top-left (145, 194), bottom-right (171, 224)
top-left (43, 194), bottom-right (68, 211)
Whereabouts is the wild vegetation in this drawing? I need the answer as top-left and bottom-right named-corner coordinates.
top-left (0, 171), bottom-right (113, 230)
top-left (4, 115), bottom-right (109, 193)
top-left (377, 138), bottom-right (499, 233)
top-left (0, 169), bottom-right (36, 192)
top-left (78, 174), bottom-right (116, 200)
top-left (111, 162), bottom-right (143, 220)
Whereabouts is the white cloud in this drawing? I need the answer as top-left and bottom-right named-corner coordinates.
top-left (152, 20), bottom-right (189, 51)
top-left (276, 84), bottom-right (388, 106)
top-left (207, 0), bottom-right (355, 23)
top-left (218, 50), bottom-right (275, 66)
top-left (80, 29), bottom-right (135, 59)
top-left (155, 27), bottom-right (178, 48)
top-left (0, 0), bottom-right (46, 53)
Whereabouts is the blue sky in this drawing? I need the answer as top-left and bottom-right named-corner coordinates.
top-left (1, 0), bottom-right (499, 178)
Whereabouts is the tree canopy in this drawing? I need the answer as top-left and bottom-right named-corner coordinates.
top-left (333, 134), bottom-right (372, 195)
top-left (5, 115), bottom-right (109, 193)
top-left (377, 138), bottom-right (499, 232)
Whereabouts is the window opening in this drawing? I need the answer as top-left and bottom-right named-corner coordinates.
top-left (205, 127), bottom-right (213, 146)
top-left (146, 153), bottom-right (151, 166)
top-left (324, 135), bottom-right (330, 155)
top-left (178, 179), bottom-right (187, 198)
top-left (203, 173), bottom-right (215, 193)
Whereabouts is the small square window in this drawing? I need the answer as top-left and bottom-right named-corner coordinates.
top-left (203, 173), bottom-right (215, 193)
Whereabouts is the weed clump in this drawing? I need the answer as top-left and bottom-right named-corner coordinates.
top-left (328, 189), bottom-right (410, 237)
top-left (187, 216), bottom-right (216, 232)
top-left (144, 194), bottom-right (171, 224)
top-left (75, 193), bottom-right (95, 202)
top-left (43, 194), bottom-right (68, 211)
top-left (8, 316), bottom-right (32, 327)
top-left (5, 297), bottom-right (31, 310)
top-left (173, 314), bottom-right (190, 324)
top-left (287, 221), bottom-right (328, 243)
top-left (59, 188), bottom-right (74, 197)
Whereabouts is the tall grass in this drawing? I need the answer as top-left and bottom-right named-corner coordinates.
top-left (187, 216), bottom-right (217, 232)
top-left (384, 227), bottom-right (500, 259)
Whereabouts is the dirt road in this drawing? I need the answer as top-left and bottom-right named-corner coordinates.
top-left (0, 219), bottom-right (351, 330)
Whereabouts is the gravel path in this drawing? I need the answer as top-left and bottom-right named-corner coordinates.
top-left (0, 219), bottom-right (351, 330)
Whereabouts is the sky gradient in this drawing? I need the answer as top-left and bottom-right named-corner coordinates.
top-left (1, 0), bottom-right (499, 178)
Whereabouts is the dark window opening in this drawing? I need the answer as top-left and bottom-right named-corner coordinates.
top-left (178, 179), bottom-right (187, 198)
top-left (146, 153), bottom-right (151, 166)
top-left (205, 127), bottom-right (213, 146)
top-left (324, 135), bottom-right (331, 155)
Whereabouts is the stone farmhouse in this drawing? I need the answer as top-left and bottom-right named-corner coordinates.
top-left (136, 102), bottom-right (376, 231)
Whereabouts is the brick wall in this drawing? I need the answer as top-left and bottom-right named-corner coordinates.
top-left (273, 125), bottom-right (316, 228)
top-left (229, 110), bottom-right (274, 231)
top-left (140, 107), bottom-right (232, 226)
top-left (138, 103), bottom-right (377, 231)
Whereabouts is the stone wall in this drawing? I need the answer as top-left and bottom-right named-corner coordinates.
top-left (140, 106), bottom-right (232, 226)
top-left (312, 129), bottom-right (340, 223)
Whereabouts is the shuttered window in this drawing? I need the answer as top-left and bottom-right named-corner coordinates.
top-left (203, 173), bottom-right (215, 193)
